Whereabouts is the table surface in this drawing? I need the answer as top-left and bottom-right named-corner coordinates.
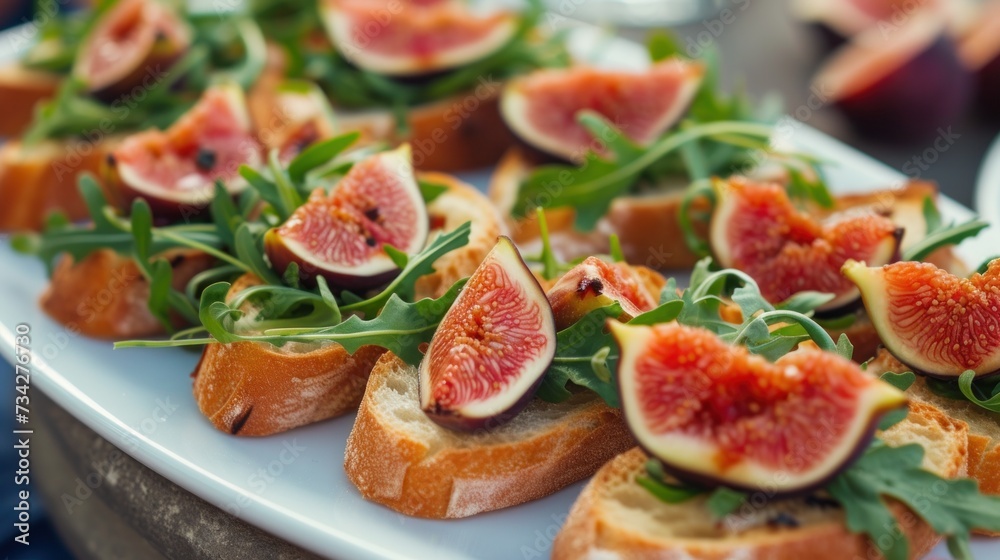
top-left (619, 1), bottom-right (998, 209)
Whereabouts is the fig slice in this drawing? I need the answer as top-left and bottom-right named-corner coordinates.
top-left (265, 145), bottom-right (429, 290)
top-left (611, 321), bottom-right (907, 496)
top-left (844, 259), bottom-right (1000, 378)
top-left (501, 60), bottom-right (703, 162)
top-left (710, 177), bottom-right (901, 313)
top-left (320, 0), bottom-right (517, 77)
top-left (73, 0), bottom-right (191, 101)
top-left (109, 83), bottom-right (263, 218)
top-left (419, 237), bottom-right (556, 431)
top-left (813, 11), bottom-right (971, 142)
top-left (546, 256), bottom-right (664, 330)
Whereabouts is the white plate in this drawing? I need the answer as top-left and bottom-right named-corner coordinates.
top-left (975, 133), bottom-right (1000, 230)
top-left (1, 25), bottom-right (997, 560)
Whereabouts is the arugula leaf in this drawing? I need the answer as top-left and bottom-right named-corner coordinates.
top-left (903, 196), bottom-right (988, 262)
top-left (706, 488), bottom-right (747, 519)
top-left (537, 304), bottom-right (623, 406)
top-left (536, 208), bottom-right (560, 281)
top-left (956, 370), bottom-right (1000, 414)
top-left (287, 132), bottom-right (360, 184)
top-left (418, 180), bottom-right (449, 204)
top-left (828, 442), bottom-right (1000, 560)
top-left (515, 118), bottom-right (775, 230)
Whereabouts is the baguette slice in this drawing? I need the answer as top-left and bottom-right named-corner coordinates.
top-left (415, 171), bottom-right (508, 299)
top-left (490, 149), bottom-right (963, 272)
top-left (0, 64), bottom-right (60, 138)
top-left (868, 349), bottom-right (1000, 529)
top-left (553, 400), bottom-right (969, 560)
top-left (40, 248), bottom-right (214, 339)
top-left (193, 174), bottom-right (503, 436)
top-left (0, 136), bottom-right (121, 231)
top-left (345, 352), bottom-right (634, 519)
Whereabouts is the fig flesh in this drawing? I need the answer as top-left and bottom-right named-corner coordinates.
top-left (419, 237), bottom-right (556, 431)
top-left (73, 0), bottom-right (191, 101)
top-left (265, 145), bottom-right (429, 290)
top-left (710, 177), bottom-right (901, 313)
top-left (814, 12), bottom-right (971, 142)
top-left (611, 321), bottom-right (907, 496)
top-left (320, 0), bottom-right (517, 77)
top-left (109, 83), bottom-right (263, 218)
top-left (845, 259), bottom-right (1000, 378)
top-left (546, 256), bottom-right (663, 330)
top-left (501, 60), bottom-right (703, 162)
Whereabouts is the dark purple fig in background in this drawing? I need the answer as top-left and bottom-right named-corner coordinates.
top-left (419, 237), bottom-right (556, 432)
top-left (107, 83), bottom-right (263, 219)
top-left (959, 2), bottom-right (1000, 120)
top-left (265, 145), bottom-right (429, 291)
top-left (73, 0), bottom-right (191, 102)
top-left (709, 177), bottom-right (901, 315)
top-left (814, 14), bottom-right (972, 143)
top-left (791, 0), bottom-right (959, 50)
top-left (845, 259), bottom-right (1000, 379)
top-left (611, 321), bottom-right (907, 497)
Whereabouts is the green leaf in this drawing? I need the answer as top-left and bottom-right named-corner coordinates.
top-left (646, 31), bottom-right (684, 62)
top-left (234, 223), bottom-right (282, 285)
top-left (210, 181), bottom-right (243, 249)
top-left (538, 304), bottom-right (623, 407)
top-left (198, 282), bottom-right (242, 345)
top-left (282, 261), bottom-right (301, 289)
top-left (383, 245), bottom-right (409, 270)
top-left (835, 333), bottom-right (854, 361)
top-left (130, 199), bottom-right (155, 263)
top-left (418, 180), bottom-right (450, 204)
top-left (777, 291), bottom-right (834, 314)
top-left (608, 234), bottom-right (625, 263)
top-left (145, 258), bottom-right (175, 331)
top-left (957, 370), bottom-right (1000, 413)
top-left (829, 442), bottom-right (1000, 560)
top-left (636, 476), bottom-right (704, 503)
top-left (903, 218), bottom-right (988, 262)
top-left (341, 222), bottom-right (471, 319)
top-left (536, 208), bottom-right (560, 281)
top-left (879, 371), bottom-right (916, 392)
top-left (706, 488), bottom-right (746, 519)
top-left (287, 132), bottom-right (360, 184)
top-left (677, 180), bottom-right (714, 258)
top-left (268, 281), bottom-right (466, 365)
top-left (628, 300), bottom-right (684, 326)
top-left (922, 196), bottom-right (943, 234)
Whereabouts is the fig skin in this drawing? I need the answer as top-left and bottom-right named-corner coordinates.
top-left (546, 257), bottom-right (665, 330)
top-left (819, 28), bottom-right (972, 143)
top-left (419, 237), bottom-right (557, 432)
top-left (74, 0), bottom-right (191, 103)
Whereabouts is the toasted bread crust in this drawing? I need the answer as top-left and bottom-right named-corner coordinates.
top-left (338, 88), bottom-right (515, 173)
top-left (414, 172), bottom-right (506, 299)
top-left (0, 64), bottom-right (60, 138)
top-left (191, 274), bottom-right (386, 436)
top-left (345, 353), bottom-right (634, 519)
top-left (554, 449), bottom-right (944, 560)
top-left (40, 248), bottom-right (214, 339)
top-left (0, 137), bottom-right (121, 231)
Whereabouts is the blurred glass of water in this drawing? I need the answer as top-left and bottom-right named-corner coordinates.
top-left (554, 0), bottom-right (727, 27)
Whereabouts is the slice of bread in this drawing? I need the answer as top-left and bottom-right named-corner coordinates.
top-left (489, 151), bottom-right (963, 273)
top-left (553, 400), bottom-right (969, 560)
top-left (0, 136), bottom-right (121, 231)
top-left (0, 63), bottom-right (60, 138)
top-left (41, 248), bottom-right (214, 339)
top-left (345, 352), bottom-right (634, 518)
top-left (193, 174), bottom-right (503, 436)
top-left (415, 172), bottom-right (507, 299)
top-left (191, 273), bottom-right (389, 437)
top-left (868, 350), bottom-right (1000, 510)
